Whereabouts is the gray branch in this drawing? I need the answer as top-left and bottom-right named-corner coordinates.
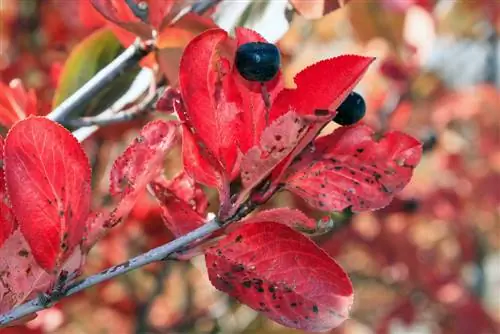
top-left (0, 219), bottom-right (221, 327)
top-left (46, 40), bottom-right (154, 123)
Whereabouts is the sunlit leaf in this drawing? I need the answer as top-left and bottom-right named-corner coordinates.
top-left (206, 221), bottom-right (353, 332)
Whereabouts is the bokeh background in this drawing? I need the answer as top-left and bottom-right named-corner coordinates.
top-left (0, 1), bottom-right (499, 333)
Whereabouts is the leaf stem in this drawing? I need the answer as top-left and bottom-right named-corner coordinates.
top-left (47, 39), bottom-right (153, 123)
top-left (0, 219), bottom-right (221, 327)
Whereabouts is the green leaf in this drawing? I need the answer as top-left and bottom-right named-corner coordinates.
top-left (53, 28), bottom-right (139, 119)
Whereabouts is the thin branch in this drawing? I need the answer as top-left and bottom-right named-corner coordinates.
top-left (72, 67), bottom-right (155, 142)
top-left (47, 39), bottom-right (154, 123)
top-left (0, 219), bottom-right (222, 327)
top-left (67, 83), bottom-right (163, 128)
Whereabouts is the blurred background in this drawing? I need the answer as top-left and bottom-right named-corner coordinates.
top-left (0, 0), bottom-right (499, 333)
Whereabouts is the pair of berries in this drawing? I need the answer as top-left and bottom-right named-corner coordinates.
top-left (235, 42), bottom-right (366, 126)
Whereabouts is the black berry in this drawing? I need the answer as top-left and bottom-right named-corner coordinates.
top-left (421, 131), bottom-right (438, 152)
top-left (333, 92), bottom-right (366, 126)
top-left (235, 42), bottom-right (280, 82)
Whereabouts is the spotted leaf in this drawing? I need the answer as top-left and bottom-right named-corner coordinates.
top-left (150, 172), bottom-right (208, 237)
top-left (4, 117), bottom-right (91, 272)
top-left (0, 230), bottom-right (53, 313)
top-left (205, 222), bottom-right (353, 332)
top-left (283, 124), bottom-right (422, 212)
top-left (107, 120), bottom-right (178, 229)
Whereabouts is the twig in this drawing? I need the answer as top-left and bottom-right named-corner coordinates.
top-left (47, 39), bottom-right (154, 123)
top-left (0, 219), bottom-right (221, 327)
top-left (67, 82), bottom-right (162, 128)
top-left (72, 67), bottom-right (155, 142)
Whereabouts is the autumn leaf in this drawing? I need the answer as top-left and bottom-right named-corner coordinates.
top-left (82, 120), bottom-right (178, 250)
top-left (4, 117), bottom-right (91, 272)
top-left (283, 124), bottom-right (423, 212)
top-left (205, 221), bottom-right (353, 332)
top-left (150, 172), bottom-right (208, 237)
top-left (0, 230), bottom-right (53, 314)
top-left (179, 28), bottom-right (241, 178)
top-left (0, 79), bottom-right (38, 129)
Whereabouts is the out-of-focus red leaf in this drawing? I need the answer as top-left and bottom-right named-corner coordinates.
top-left (178, 28), bottom-right (241, 177)
top-left (290, 0), bottom-right (351, 19)
top-left (283, 124), bottom-right (422, 212)
top-left (90, 0), bottom-right (154, 39)
top-left (4, 117), bottom-right (91, 272)
top-left (232, 28), bottom-right (285, 153)
top-left (150, 172), bottom-right (208, 237)
top-left (206, 222), bottom-right (353, 331)
top-left (0, 79), bottom-right (38, 129)
top-left (0, 230), bottom-right (53, 314)
top-left (270, 55), bottom-right (375, 122)
top-left (79, 0), bottom-right (108, 29)
top-left (376, 297), bottom-right (416, 334)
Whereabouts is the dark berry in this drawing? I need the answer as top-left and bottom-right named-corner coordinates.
top-left (235, 42), bottom-right (280, 82)
top-left (401, 198), bottom-right (420, 213)
top-left (333, 92), bottom-right (366, 126)
top-left (421, 131), bottom-right (438, 152)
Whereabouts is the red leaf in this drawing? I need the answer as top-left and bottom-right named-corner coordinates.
top-left (0, 230), bottom-right (53, 313)
top-left (234, 55), bottom-right (375, 204)
top-left (0, 202), bottom-right (15, 249)
top-left (178, 28), bottom-right (241, 178)
top-left (240, 111), bottom-right (312, 190)
top-left (269, 55), bottom-right (375, 122)
top-left (110, 119), bottom-right (178, 197)
top-left (181, 124), bottom-right (224, 190)
top-left (150, 172), bottom-right (208, 237)
top-left (4, 117), bottom-right (91, 272)
top-left (283, 124), bottom-right (422, 212)
top-left (0, 79), bottom-right (38, 129)
top-left (290, 0), bottom-right (351, 19)
top-left (232, 28), bottom-right (285, 153)
top-left (205, 222), bottom-right (353, 332)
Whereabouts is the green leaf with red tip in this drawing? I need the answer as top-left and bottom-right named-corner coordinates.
top-left (283, 124), bottom-right (423, 212)
top-left (205, 221), bottom-right (353, 332)
top-left (4, 117), bottom-right (91, 272)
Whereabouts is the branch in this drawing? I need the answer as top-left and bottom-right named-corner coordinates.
top-left (46, 39), bottom-right (154, 123)
top-left (0, 219), bottom-right (222, 327)
top-left (67, 81), bottom-right (163, 128)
